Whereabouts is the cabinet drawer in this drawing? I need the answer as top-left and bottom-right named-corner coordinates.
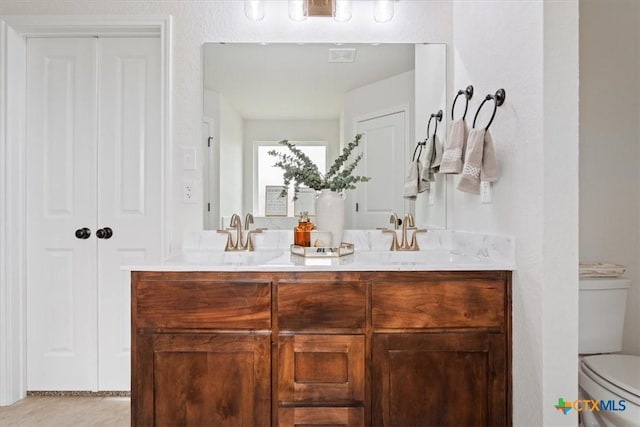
top-left (135, 280), bottom-right (271, 329)
top-left (277, 281), bottom-right (366, 330)
top-left (279, 407), bottom-right (364, 427)
top-left (278, 335), bottom-right (365, 404)
top-left (372, 280), bottom-right (505, 330)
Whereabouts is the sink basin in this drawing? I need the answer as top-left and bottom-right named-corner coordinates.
top-left (172, 250), bottom-right (283, 266)
top-left (356, 250), bottom-right (484, 266)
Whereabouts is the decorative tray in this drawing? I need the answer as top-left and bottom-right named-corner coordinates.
top-left (290, 242), bottom-right (354, 258)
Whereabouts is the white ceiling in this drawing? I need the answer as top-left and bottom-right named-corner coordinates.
top-left (203, 43), bottom-right (415, 120)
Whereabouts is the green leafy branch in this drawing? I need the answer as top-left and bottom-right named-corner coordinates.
top-left (268, 133), bottom-right (370, 200)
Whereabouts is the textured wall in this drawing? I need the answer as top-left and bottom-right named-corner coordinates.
top-left (579, 0), bottom-right (640, 357)
top-left (0, 1), bottom-right (585, 424)
top-left (0, 0), bottom-right (453, 252)
top-left (451, 1), bottom-right (579, 425)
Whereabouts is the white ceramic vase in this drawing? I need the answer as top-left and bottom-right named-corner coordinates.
top-left (314, 189), bottom-right (345, 247)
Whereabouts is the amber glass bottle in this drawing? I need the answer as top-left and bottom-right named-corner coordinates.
top-left (294, 211), bottom-right (314, 247)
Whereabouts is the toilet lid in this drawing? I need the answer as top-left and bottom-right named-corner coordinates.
top-left (583, 354), bottom-right (640, 398)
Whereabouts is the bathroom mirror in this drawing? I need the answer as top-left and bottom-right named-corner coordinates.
top-left (203, 42), bottom-right (446, 230)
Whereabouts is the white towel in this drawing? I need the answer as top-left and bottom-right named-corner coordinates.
top-left (421, 135), bottom-right (443, 183)
top-left (457, 129), bottom-right (498, 194)
top-left (404, 160), bottom-right (429, 198)
top-left (440, 119), bottom-right (468, 174)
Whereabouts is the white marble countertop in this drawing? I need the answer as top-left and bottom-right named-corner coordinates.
top-left (125, 229), bottom-right (515, 272)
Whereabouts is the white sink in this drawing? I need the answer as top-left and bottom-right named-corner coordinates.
top-left (356, 250), bottom-right (484, 266)
top-left (171, 250), bottom-right (283, 266)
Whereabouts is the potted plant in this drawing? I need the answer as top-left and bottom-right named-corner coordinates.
top-left (268, 133), bottom-right (370, 246)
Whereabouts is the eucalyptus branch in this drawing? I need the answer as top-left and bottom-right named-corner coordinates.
top-left (268, 134), bottom-right (370, 200)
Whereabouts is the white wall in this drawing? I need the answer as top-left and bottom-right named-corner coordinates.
top-left (242, 118), bottom-right (340, 214)
top-left (343, 69), bottom-right (415, 149)
top-left (0, 0), bottom-right (453, 253)
top-left (414, 44), bottom-right (447, 228)
top-left (203, 89), bottom-right (243, 225)
top-left (219, 96), bottom-right (244, 220)
top-left (579, 0), bottom-right (640, 356)
top-left (0, 1), bottom-right (585, 424)
top-left (452, 1), bottom-right (579, 426)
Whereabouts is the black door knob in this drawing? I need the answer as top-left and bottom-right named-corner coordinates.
top-left (75, 227), bottom-right (91, 239)
top-left (96, 227), bottom-right (113, 240)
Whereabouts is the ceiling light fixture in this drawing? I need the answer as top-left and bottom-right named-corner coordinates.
top-left (333, 0), bottom-right (353, 22)
top-left (245, 0), bottom-right (392, 23)
top-left (244, 0), bottom-right (265, 21)
top-left (289, 0), bottom-right (308, 21)
top-left (373, 0), bottom-right (394, 23)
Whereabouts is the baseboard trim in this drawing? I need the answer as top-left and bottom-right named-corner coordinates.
top-left (27, 391), bottom-right (130, 397)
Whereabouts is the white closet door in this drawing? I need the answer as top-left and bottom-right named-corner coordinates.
top-left (353, 111), bottom-right (406, 229)
top-left (96, 37), bottom-right (162, 390)
top-left (26, 38), bottom-right (99, 390)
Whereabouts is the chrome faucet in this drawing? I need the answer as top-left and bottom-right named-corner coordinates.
top-left (382, 213), bottom-right (426, 251)
top-left (217, 213), bottom-right (263, 251)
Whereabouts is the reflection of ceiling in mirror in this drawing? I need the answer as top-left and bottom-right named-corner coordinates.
top-left (203, 43), bottom-right (414, 120)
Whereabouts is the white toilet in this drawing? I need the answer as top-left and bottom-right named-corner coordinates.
top-left (579, 278), bottom-right (640, 426)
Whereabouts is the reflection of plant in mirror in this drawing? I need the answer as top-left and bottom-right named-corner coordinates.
top-left (268, 133), bottom-right (370, 199)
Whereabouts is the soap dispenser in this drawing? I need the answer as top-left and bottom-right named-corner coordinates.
top-left (294, 211), bottom-right (314, 247)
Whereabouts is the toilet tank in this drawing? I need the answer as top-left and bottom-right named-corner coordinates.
top-left (579, 278), bottom-right (630, 354)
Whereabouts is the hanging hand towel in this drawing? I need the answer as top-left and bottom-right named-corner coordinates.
top-left (403, 160), bottom-right (429, 198)
top-left (440, 119), bottom-right (468, 174)
top-left (480, 129), bottom-right (498, 182)
top-left (457, 129), bottom-right (499, 194)
top-left (421, 135), bottom-right (443, 183)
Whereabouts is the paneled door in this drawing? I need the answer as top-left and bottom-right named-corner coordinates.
top-left (353, 111), bottom-right (406, 229)
top-left (26, 37), bottom-right (161, 391)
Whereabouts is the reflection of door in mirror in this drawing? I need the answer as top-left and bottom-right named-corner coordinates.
top-left (203, 43), bottom-right (446, 230)
top-left (203, 117), bottom-right (218, 229)
top-left (352, 110), bottom-right (407, 229)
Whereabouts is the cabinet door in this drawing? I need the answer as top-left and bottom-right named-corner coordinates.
top-left (372, 333), bottom-right (507, 426)
top-left (134, 333), bottom-right (271, 427)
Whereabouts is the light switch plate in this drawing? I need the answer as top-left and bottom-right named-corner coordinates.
top-left (182, 147), bottom-right (197, 170)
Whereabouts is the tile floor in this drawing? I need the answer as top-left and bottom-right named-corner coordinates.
top-left (0, 396), bottom-right (130, 426)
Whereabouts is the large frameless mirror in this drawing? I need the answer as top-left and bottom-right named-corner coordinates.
top-left (203, 42), bottom-right (446, 230)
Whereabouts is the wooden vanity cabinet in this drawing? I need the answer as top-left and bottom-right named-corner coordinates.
top-left (131, 273), bottom-right (272, 427)
top-left (276, 279), bottom-right (367, 426)
top-left (132, 270), bottom-right (511, 427)
top-left (371, 276), bottom-right (511, 427)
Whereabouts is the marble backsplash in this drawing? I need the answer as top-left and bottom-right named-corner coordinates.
top-left (183, 229), bottom-right (515, 268)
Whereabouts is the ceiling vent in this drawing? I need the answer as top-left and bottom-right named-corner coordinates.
top-left (328, 48), bottom-right (357, 63)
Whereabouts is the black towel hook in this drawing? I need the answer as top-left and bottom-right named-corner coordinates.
top-left (472, 88), bottom-right (506, 130)
top-left (451, 85), bottom-right (474, 121)
top-left (411, 142), bottom-right (423, 162)
top-left (426, 110), bottom-right (443, 138)
top-left (412, 110), bottom-right (443, 161)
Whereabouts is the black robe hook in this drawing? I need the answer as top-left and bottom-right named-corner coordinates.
top-left (472, 88), bottom-right (506, 130)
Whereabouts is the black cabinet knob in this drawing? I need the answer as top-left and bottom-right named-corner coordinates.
top-left (75, 227), bottom-right (91, 239)
top-left (96, 227), bottom-right (113, 240)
